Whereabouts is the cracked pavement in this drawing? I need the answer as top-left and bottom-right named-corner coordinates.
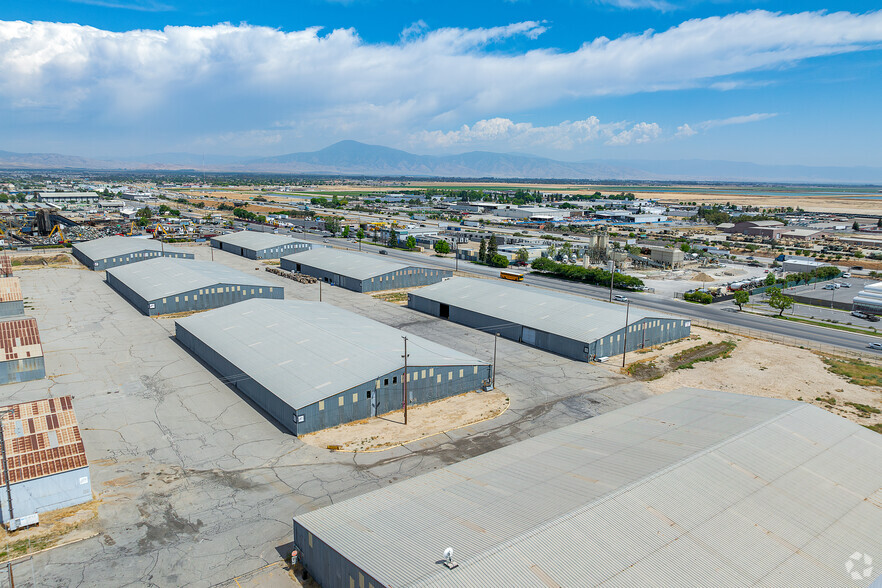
top-left (12, 245), bottom-right (650, 586)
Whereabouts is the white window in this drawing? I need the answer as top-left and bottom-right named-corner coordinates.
top-left (352, 393), bottom-right (358, 403)
top-left (421, 370), bottom-right (426, 379)
top-left (413, 372), bottom-right (419, 381)
top-left (459, 369), bottom-right (464, 378)
top-left (437, 374), bottom-right (441, 383)
top-left (318, 400), bottom-right (324, 411)
top-left (338, 396), bottom-right (344, 407)
top-left (473, 366), bottom-right (478, 374)
top-left (429, 368), bottom-right (434, 377)
top-left (448, 372), bottom-right (453, 381)
top-left (162, 298), bottom-right (166, 303)
top-left (175, 296), bottom-right (179, 302)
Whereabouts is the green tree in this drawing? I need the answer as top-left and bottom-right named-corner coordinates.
top-left (388, 229), bottom-right (398, 248)
top-left (342, 226), bottom-right (350, 238)
top-left (733, 290), bottom-right (749, 311)
top-left (516, 248), bottom-right (529, 264)
top-left (488, 254), bottom-right (509, 268)
top-left (767, 287), bottom-right (794, 316)
top-left (488, 234), bottom-right (498, 258)
top-left (406, 235), bottom-right (416, 249)
top-left (478, 238), bottom-right (487, 262)
top-left (194, 201), bottom-right (205, 209)
top-left (679, 243), bottom-right (690, 253)
top-left (357, 227), bottom-right (365, 241)
top-left (325, 218), bottom-right (341, 235)
top-left (434, 240), bottom-right (451, 254)
top-left (853, 221), bottom-right (860, 231)
top-left (137, 206), bottom-right (152, 220)
top-left (877, 218), bottom-right (882, 228)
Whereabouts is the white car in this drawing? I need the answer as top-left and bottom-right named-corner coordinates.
top-left (842, 272), bottom-right (851, 278)
top-left (867, 342), bottom-right (882, 351)
top-left (613, 295), bottom-right (628, 302)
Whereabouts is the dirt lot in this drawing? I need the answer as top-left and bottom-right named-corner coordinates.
top-left (300, 390), bottom-right (509, 452)
top-left (9, 253), bottom-right (75, 269)
top-left (613, 327), bottom-right (882, 429)
top-left (0, 501), bottom-right (99, 563)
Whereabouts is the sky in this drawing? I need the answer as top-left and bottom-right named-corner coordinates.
top-left (2, 1), bottom-right (882, 167)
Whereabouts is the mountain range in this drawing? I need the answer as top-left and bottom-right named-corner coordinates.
top-left (2, 141), bottom-right (881, 184)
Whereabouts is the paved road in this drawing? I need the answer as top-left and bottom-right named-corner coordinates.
top-left (239, 224), bottom-right (881, 354)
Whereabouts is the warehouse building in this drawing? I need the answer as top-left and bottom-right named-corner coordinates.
top-left (0, 278), bottom-right (24, 318)
top-left (293, 388), bottom-right (882, 588)
top-left (37, 192), bottom-right (99, 206)
top-left (281, 248), bottom-right (451, 293)
top-left (106, 258), bottom-right (283, 316)
top-left (73, 236), bottom-right (194, 271)
top-left (0, 317), bottom-right (45, 384)
top-left (176, 299), bottom-right (490, 436)
top-left (0, 396), bottom-right (92, 524)
top-left (210, 231), bottom-right (314, 260)
top-left (408, 277), bottom-right (690, 360)
top-left (0, 255), bottom-right (11, 278)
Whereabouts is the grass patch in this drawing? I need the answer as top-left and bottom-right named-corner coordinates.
top-left (822, 356), bottom-right (882, 387)
top-left (865, 423), bottom-right (882, 434)
top-left (627, 341), bottom-right (736, 381)
top-left (816, 396), bottom-right (836, 405)
top-left (372, 291), bottom-right (409, 304)
top-left (845, 402), bottom-right (881, 415)
top-left (771, 314), bottom-right (879, 336)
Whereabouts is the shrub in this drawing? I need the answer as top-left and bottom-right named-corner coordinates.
top-left (684, 291), bottom-right (713, 304)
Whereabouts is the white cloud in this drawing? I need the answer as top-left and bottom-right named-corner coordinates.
top-left (675, 123), bottom-right (697, 137)
top-left (698, 112), bottom-right (778, 130)
top-left (415, 116), bottom-right (663, 149)
top-left (0, 11), bottom-right (879, 152)
top-left (594, 0), bottom-right (675, 11)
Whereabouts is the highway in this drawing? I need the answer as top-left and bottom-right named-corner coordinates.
top-left (238, 223), bottom-right (881, 355)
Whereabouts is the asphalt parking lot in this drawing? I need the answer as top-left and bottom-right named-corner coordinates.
top-left (14, 244), bottom-right (648, 587)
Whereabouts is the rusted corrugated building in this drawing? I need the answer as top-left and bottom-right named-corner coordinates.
top-left (0, 318), bottom-right (45, 384)
top-left (0, 255), bottom-right (11, 278)
top-left (0, 278), bottom-right (23, 318)
top-left (0, 396), bottom-right (92, 522)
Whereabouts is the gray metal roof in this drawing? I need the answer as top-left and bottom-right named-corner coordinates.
top-left (73, 236), bottom-right (188, 260)
top-left (106, 258), bottom-right (275, 301)
top-left (294, 388), bottom-right (882, 588)
top-left (211, 230), bottom-right (310, 251)
top-left (283, 248), bottom-right (428, 280)
top-left (411, 277), bottom-right (682, 341)
top-left (176, 299), bottom-right (486, 409)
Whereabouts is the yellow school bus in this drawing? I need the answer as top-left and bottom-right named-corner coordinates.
top-left (500, 270), bottom-right (524, 282)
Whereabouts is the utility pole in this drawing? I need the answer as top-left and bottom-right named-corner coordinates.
top-left (402, 337), bottom-right (409, 425)
top-left (492, 333), bottom-right (499, 388)
top-left (0, 409), bottom-right (14, 525)
top-left (608, 260), bottom-right (615, 302)
top-left (621, 301), bottom-right (631, 368)
top-left (319, 280), bottom-right (322, 303)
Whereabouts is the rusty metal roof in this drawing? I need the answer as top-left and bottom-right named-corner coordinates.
top-left (0, 396), bottom-right (88, 485)
top-left (0, 255), bottom-right (11, 278)
top-left (0, 277), bottom-right (22, 303)
top-left (0, 317), bottom-right (43, 361)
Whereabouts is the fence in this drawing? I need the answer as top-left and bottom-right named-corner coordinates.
top-left (689, 317), bottom-right (882, 366)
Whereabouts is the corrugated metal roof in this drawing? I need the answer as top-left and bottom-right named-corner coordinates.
top-left (410, 277), bottom-right (681, 342)
top-left (106, 258), bottom-right (276, 301)
top-left (72, 236), bottom-right (189, 260)
top-left (0, 317), bottom-right (43, 361)
top-left (176, 299), bottom-right (486, 409)
top-left (211, 230), bottom-right (311, 251)
top-left (0, 255), bottom-right (11, 278)
top-left (0, 277), bottom-right (22, 303)
top-left (294, 388), bottom-right (882, 588)
top-left (283, 248), bottom-right (426, 280)
top-left (0, 396), bottom-right (88, 485)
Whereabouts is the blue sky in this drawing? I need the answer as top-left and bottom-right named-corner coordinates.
top-left (2, 1), bottom-right (882, 167)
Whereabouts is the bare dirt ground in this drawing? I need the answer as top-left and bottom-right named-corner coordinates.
top-left (9, 253), bottom-right (76, 269)
top-left (610, 327), bottom-right (882, 429)
top-left (300, 390), bottom-right (510, 452)
top-left (0, 501), bottom-right (99, 563)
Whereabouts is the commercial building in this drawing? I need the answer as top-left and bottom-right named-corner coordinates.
top-left (210, 231), bottom-right (314, 260)
top-left (0, 317), bottom-right (45, 385)
top-left (782, 259), bottom-right (832, 274)
top-left (781, 228), bottom-right (828, 241)
top-left (494, 206), bottom-right (569, 221)
top-left (281, 248), bottom-right (451, 293)
top-left (292, 388), bottom-right (882, 588)
top-left (0, 277), bottom-right (24, 317)
top-left (647, 246), bottom-right (685, 268)
top-left (853, 282), bottom-right (882, 316)
top-left (176, 299), bottom-right (490, 436)
top-left (0, 396), bottom-right (91, 523)
top-left (721, 220), bottom-right (787, 239)
top-left (408, 277), bottom-right (690, 360)
top-left (37, 192), bottom-right (99, 206)
top-left (0, 255), bottom-right (11, 278)
top-left (72, 236), bottom-right (194, 271)
top-left (106, 258), bottom-right (283, 316)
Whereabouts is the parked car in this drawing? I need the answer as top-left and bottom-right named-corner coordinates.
top-left (613, 295), bottom-right (628, 302)
top-left (841, 272), bottom-right (851, 278)
top-left (840, 282), bottom-right (851, 288)
top-left (852, 311), bottom-right (869, 319)
top-left (867, 342), bottom-right (882, 351)
top-left (823, 284), bottom-right (836, 290)
top-left (869, 315), bottom-right (881, 322)
top-left (379, 250), bottom-right (388, 255)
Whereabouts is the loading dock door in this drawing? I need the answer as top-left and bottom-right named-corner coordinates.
top-left (369, 390), bottom-right (377, 417)
top-left (522, 327), bottom-right (537, 346)
top-left (439, 304), bottom-right (450, 319)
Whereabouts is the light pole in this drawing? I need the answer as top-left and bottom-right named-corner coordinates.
top-left (402, 336), bottom-right (409, 425)
top-left (621, 300), bottom-right (631, 368)
top-left (319, 280), bottom-right (322, 302)
top-left (0, 408), bottom-right (14, 525)
top-left (608, 260), bottom-right (615, 302)
top-left (492, 333), bottom-right (499, 388)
